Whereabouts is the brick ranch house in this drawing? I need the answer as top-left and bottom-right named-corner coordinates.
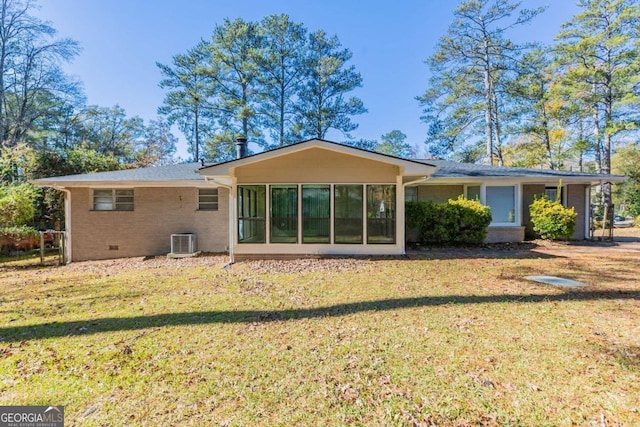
top-left (33, 139), bottom-right (625, 263)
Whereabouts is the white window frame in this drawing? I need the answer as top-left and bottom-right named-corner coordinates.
top-left (236, 183), bottom-right (398, 246)
top-left (464, 184), bottom-right (481, 201)
top-left (544, 185), bottom-right (566, 206)
top-left (92, 188), bottom-right (134, 211)
top-left (404, 186), bottom-right (418, 202)
top-left (480, 183), bottom-right (521, 226)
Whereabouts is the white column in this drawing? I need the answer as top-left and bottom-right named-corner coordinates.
top-left (329, 185), bottom-right (335, 245)
top-left (363, 185), bottom-right (368, 246)
top-left (228, 178), bottom-right (237, 262)
top-left (396, 175), bottom-right (405, 254)
top-left (585, 185), bottom-right (592, 239)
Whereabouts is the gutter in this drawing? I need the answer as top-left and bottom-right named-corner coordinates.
top-left (403, 176), bottom-right (430, 187)
top-left (204, 176), bottom-right (232, 189)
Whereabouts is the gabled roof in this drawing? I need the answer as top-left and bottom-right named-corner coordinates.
top-left (32, 162), bottom-right (205, 188)
top-left (199, 138), bottom-right (437, 177)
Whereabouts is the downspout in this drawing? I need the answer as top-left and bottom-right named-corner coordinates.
top-left (58, 188), bottom-right (72, 263)
top-left (585, 185), bottom-right (592, 240)
top-left (204, 177), bottom-right (234, 264)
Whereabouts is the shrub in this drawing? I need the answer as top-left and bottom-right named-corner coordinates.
top-left (406, 197), bottom-right (491, 246)
top-left (529, 196), bottom-right (577, 240)
top-left (0, 225), bottom-right (39, 254)
top-left (0, 182), bottom-right (36, 227)
top-left (448, 196), bottom-right (492, 244)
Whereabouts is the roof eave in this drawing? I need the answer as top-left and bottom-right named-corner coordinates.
top-left (31, 179), bottom-right (211, 189)
top-left (426, 175), bottom-right (627, 185)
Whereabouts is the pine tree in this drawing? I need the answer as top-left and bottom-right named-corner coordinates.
top-left (295, 30), bottom-right (366, 140)
top-left (206, 18), bottom-right (264, 146)
top-left (257, 14), bottom-right (307, 147)
top-left (554, 0), bottom-right (640, 203)
top-left (418, 0), bottom-right (545, 165)
top-left (157, 42), bottom-right (215, 162)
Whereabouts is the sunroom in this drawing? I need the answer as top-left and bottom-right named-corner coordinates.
top-left (198, 139), bottom-right (437, 259)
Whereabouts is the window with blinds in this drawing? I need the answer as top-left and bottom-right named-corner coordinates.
top-left (92, 189), bottom-right (134, 211)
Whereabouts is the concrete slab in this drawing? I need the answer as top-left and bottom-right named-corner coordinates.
top-left (524, 275), bottom-right (587, 288)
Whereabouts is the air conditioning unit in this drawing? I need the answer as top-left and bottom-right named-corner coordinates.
top-left (170, 233), bottom-right (197, 255)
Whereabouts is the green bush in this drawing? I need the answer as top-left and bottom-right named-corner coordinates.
top-left (448, 196), bottom-right (492, 244)
top-left (634, 216), bottom-right (640, 228)
top-left (406, 197), bottom-right (491, 246)
top-left (0, 182), bottom-right (36, 227)
top-left (529, 196), bottom-right (577, 240)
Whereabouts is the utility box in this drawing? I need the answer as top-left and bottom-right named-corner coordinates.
top-left (169, 233), bottom-right (198, 257)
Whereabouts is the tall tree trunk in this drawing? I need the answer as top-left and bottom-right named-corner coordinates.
top-left (603, 93), bottom-right (613, 205)
top-left (539, 79), bottom-right (554, 169)
top-left (483, 67), bottom-right (493, 165)
top-left (316, 79), bottom-right (323, 139)
top-left (482, 33), bottom-right (494, 166)
top-left (593, 105), bottom-right (602, 174)
top-left (241, 83), bottom-right (249, 140)
top-left (194, 107), bottom-right (199, 162)
top-left (279, 54), bottom-right (285, 147)
top-left (491, 88), bottom-right (503, 166)
top-left (578, 119), bottom-right (584, 172)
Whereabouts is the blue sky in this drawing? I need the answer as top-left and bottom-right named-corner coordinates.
top-left (35, 0), bottom-right (580, 159)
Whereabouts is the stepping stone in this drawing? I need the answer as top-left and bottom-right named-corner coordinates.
top-left (524, 275), bottom-right (586, 288)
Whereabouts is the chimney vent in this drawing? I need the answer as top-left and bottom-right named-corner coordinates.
top-left (236, 137), bottom-right (248, 159)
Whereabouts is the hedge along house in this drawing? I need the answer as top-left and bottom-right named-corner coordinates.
top-left (33, 139), bottom-right (625, 262)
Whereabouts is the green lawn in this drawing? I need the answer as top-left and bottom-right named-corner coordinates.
top-left (0, 246), bottom-right (639, 426)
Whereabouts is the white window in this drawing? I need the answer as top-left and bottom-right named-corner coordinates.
top-left (198, 188), bottom-right (219, 211)
top-left (405, 186), bottom-right (418, 202)
top-left (486, 186), bottom-right (516, 223)
top-left (93, 189), bottom-right (134, 211)
top-left (545, 186), bottom-right (565, 205)
top-left (466, 185), bottom-right (481, 201)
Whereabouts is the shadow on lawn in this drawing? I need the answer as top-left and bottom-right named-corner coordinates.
top-left (1, 289), bottom-right (638, 342)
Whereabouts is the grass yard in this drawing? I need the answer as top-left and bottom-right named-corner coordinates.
top-left (0, 242), bottom-right (639, 426)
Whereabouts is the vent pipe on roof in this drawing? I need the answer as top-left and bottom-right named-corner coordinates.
top-left (236, 137), bottom-right (248, 159)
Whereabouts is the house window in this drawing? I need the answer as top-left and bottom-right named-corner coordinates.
top-left (238, 184), bottom-right (397, 246)
top-left (198, 188), bottom-right (218, 211)
top-left (270, 185), bottom-right (298, 243)
top-left (334, 185), bottom-right (363, 244)
top-left (367, 185), bottom-right (396, 244)
top-left (545, 187), bottom-right (564, 204)
top-left (486, 186), bottom-right (516, 223)
top-left (302, 185), bottom-right (330, 243)
top-left (466, 185), bottom-right (481, 201)
top-left (405, 186), bottom-right (418, 202)
top-left (238, 185), bottom-right (266, 243)
top-left (92, 189), bottom-right (134, 211)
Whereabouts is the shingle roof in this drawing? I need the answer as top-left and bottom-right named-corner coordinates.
top-left (33, 162), bottom-right (205, 184)
top-left (423, 160), bottom-right (623, 181)
top-left (32, 149), bottom-right (625, 187)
